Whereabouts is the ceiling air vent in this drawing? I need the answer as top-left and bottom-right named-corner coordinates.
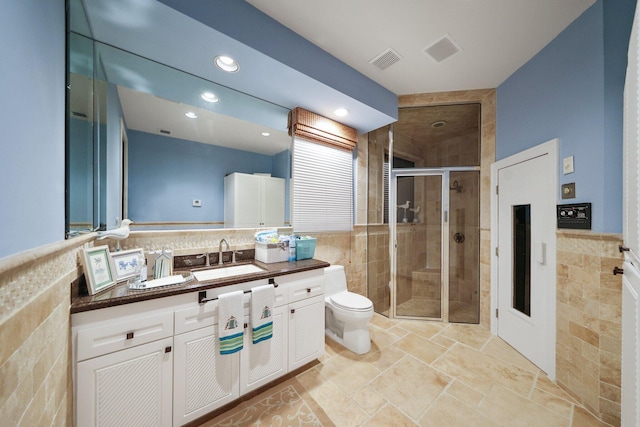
top-left (71, 111), bottom-right (87, 118)
top-left (159, 129), bottom-right (171, 135)
top-left (369, 48), bottom-right (402, 71)
top-left (424, 34), bottom-right (462, 63)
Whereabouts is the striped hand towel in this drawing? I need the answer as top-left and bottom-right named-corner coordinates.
top-left (218, 290), bottom-right (244, 355)
top-left (250, 284), bottom-right (275, 344)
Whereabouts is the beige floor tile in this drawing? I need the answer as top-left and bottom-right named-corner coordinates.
top-left (369, 324), bottom-right (402, 350)
top-left (316, 352), bottom-right (381, 395)
top-left (362, 345), bottom-right (406, 372)
top-left (397, 319), bottom-right (446, 339)
top-left (481, 336), bottom-right (540, 373)
top-left (479, 386), bottom-right (570, 427)
top-left (364, 404), bottom-right (418, 427)
top-left (429, 333), bottom-right (456, 349)
top-left (306, 379), bottom-right (369, 427)
top-left (420, 394), bottom-right (497, 427)
top-left (431, 344), bottom-right (536, 396)
top-left (571, 405), bottom-right (611, 427)
top-left (203, 321), bottom-right (613, 427)
top-left (394, 332), bottom-right (447, 364)
top-left (446, 380), bottom-right (485, 407)
top-left (370, 355), bottom-right (451, 419)
top-left (535, 374), bottom-right (579, 404)
top-left (438, 323), bottom-right (492, 349)
top-left (370, 313), bottom-right (397, 330)
top-left (529, 387), bottom-right (574, 419)
top-left (352, 386), bottom-right (388, 415)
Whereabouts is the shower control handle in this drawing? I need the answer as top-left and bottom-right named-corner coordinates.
top-left (454, 232), bottom-right (465, 243)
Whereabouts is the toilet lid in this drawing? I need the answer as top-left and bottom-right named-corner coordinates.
top-left (330, 292), bottom-right (373, 311)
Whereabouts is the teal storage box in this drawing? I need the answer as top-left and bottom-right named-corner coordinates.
top-left (295, 238), bottom-right (317, 260)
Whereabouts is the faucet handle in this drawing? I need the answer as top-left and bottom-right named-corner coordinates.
top-left (232, 250), bottom-right (243, 263)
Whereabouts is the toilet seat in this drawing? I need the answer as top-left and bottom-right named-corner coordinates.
top-left (330, 292), bottom-right (373, 312)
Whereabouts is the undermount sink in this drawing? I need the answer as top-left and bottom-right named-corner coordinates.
top-left (192, 263), bottom-right (266, 282)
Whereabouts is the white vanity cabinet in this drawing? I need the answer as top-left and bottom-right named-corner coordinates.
top-left (172, 297), bottom-right (241, 426)
top-left (224, 172), bottom-right (285, 227)
top-left (240, 303), bottom-right (288, 395)
top-left (72, 267), bottom-right (325, 427)
top-left (74, 309), bottom-right (176, 427)
top-left (284, 274), bottom-right (325, 371)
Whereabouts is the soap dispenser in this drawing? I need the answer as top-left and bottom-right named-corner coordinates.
top-left (288, 235), bottom-right (296, 262)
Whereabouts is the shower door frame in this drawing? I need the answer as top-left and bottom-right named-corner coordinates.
top-left (389, 167), bottom-right (480, 321)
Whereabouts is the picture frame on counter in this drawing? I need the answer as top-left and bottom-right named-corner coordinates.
top-left (110, 248), bottom-right (145, 283)
top-left (81, 245), bottom-right (116, 295)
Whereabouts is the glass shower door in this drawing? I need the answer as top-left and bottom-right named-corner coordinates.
top-left (392, 172), bottom-right (445, 319)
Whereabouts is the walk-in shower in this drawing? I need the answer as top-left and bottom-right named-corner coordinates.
top-left (367, 103), bottom-right (481, 323)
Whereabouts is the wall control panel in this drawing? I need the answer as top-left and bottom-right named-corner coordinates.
top-left (557, 203), bottom-right (591, 230)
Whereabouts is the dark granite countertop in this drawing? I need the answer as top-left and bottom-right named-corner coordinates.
top-left (71, 258), bottom-right (330, 314)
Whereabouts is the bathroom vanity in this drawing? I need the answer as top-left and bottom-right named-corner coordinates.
top-left (71, 259), bottom-right (328, 426)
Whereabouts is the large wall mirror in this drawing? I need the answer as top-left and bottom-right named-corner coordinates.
top-left (66, 0), bottom-right (292, 236)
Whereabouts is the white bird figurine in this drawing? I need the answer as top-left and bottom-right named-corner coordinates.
top-left (397, 201), bottom-right (411, 223)
top-left (96, 219), bottom-right (133, 251)
top-left (410, 206), bottom-right (421, 223)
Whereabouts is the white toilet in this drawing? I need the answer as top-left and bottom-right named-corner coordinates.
top-left (324, 265), bottom-right (374, 354)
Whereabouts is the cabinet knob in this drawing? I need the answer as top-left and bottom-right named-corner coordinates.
top-left (244, 323), bottom-right (248, 329)
top-left (619, 245), bottom-right (630, 252)
top-left (306, 288), bottom-right (311, 293)
top-left (126, 332), bottom-right (134, 340)
top-left (165, 346), bottom-right (172, 353)
top-left (291, 309), bottom-right (295, 314)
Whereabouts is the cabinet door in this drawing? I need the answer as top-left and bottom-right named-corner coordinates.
top-left (173, 326), bottom-right (240, 426)
top-left (225, 173), bottom-right (262, 227)
top-left (240, 305), bottom-right (288, 394)
top-left (261, 177), bottom-right (285, 227)
top-left (288, 295), bottom-right (325, 371)
top-left (76, 337), bottom-right (173, 427)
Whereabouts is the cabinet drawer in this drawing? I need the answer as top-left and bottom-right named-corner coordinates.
top-left (175, 302), bottom-right (219, 335)
top-left (288, 276), bottom-right (324, 303)
top-left (77, 311), bottom-right (173, 361)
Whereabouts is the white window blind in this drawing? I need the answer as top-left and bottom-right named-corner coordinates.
top-left (292, 138), bottom-right (353, 232)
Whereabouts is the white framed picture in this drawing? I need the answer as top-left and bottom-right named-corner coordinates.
top-left (110, 248), bottom-right (145, 283)
top-left (81, 245), bottom-right (116, 295)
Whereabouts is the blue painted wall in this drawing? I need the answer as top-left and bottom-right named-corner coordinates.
top-left (496, 0), bottom-right (634, 233)
top-left (127, 130), bottom-right (287, 222)
top-left (0, 0), bottom-right (65, 259)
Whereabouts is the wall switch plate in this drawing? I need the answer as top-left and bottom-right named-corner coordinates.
top-left (192, 199), bottom-right (202, 207)
top-left (563, 156), bottom-right (574, 174)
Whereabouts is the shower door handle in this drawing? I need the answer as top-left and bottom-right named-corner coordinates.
top-left (443, 211), bottom-right (448, 223)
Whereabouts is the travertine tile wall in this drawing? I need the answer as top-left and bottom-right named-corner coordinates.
top-left (0, 236), bottom-right (92, 426)
top-left (556, 230), bottom-right (623, 426)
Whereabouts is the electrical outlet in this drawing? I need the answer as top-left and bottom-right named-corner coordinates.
top-left (192, 199), bottom-right (202, 207)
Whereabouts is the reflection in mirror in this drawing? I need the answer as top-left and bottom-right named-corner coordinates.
top-left (66, 34), bottom-right (292, 234)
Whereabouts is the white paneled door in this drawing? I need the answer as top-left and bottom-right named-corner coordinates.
top-left (492, 140), bottom-right (557, 378)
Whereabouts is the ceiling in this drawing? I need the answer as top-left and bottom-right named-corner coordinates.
top-left (246, 0), bottom-right (596, 95)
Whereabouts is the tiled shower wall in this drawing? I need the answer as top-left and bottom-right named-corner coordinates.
top-left (556, 230), bottom-right (623, 426)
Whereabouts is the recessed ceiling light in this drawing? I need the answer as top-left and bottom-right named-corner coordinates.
top-left (185, 112), bottom-right (198, 119)
top-left (431, 120), bottom-right (447, 128)
top-left (214, 55), bottom-right (239, 73)
top-left (201, 91), bottom-right (219, 103)
top-left (334, 108), bottom-right (349, 117)
top-left (261, 132), bottom-right (271, 137)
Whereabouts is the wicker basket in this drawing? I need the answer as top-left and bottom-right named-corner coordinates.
top-left (255, 241), bottom-right (289, 263)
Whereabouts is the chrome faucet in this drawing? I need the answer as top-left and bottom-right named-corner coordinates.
top-left (218, 238), bottom-right (230, 265)
top-left (196, 252), bottom-right (210, 267)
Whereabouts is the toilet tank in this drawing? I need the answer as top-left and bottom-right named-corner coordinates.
top-left (324, 265), bottom-right (347, 295)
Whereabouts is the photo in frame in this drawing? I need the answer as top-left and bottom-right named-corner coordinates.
top-left (109, 248), bottom-right (145, 283)
top-left (81, 245), bottom-right (116, 295)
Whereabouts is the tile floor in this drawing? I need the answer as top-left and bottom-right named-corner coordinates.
top-left (200, 314), bottom-right (613, 427)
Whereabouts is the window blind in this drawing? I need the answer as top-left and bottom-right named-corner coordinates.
top-left (292, 138), bottom-right (353, 232)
